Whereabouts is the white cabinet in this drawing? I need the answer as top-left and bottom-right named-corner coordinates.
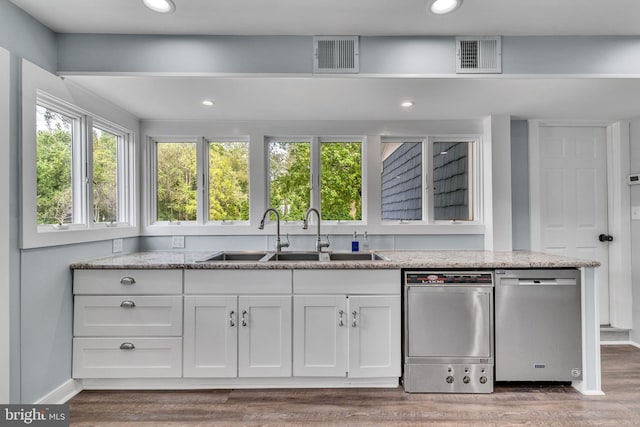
top-left (293, 270), bottom-right (401, 379)
top-left (72, 269), bottom-right (183, 379)
top-left (183, 270), bottom-right (292, 378)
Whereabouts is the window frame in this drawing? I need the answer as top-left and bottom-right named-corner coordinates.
top-left (380, 136), bottom-right (482, 226)
top-left (21, 85), bottom-right (137, 249)
top-left (264, 136), bottom-right (366, 226)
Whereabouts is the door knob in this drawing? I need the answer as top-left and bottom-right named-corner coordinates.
top-left (598, 234), bottom-right (613, 242)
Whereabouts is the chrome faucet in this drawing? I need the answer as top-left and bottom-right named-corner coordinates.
top-left (258, 208), bottom-right (289, 252)
top-left (303, 207), bottom-right (330, 252)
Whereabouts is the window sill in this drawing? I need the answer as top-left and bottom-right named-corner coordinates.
top-left (22, 225), bottom-right (139, 249)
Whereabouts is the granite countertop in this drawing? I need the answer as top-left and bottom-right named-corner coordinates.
top-left (70, 250), bottom-right (600, 270)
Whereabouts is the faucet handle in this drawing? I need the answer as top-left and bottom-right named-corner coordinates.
top-left (280, 233), bottom-right (290, 250)
top-left (321, 234), bottom-right (330, 249)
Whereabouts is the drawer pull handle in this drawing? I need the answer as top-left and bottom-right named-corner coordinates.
top-left (352, 310), bottom-right (358, 328)
top-left (120, 277), bottom-right (136, 285)
top-left (229, 310), bottom-right (236, 327)
top-left (338, 310), bottom-right (345, 327)
top-left (120, 300), bottom-right (136, 308)
top-left (241, 310), bottom-right (248, 327)
top-left (119, 342), bottom-right (135, 350)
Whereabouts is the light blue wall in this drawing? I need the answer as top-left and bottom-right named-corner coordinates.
top-left (511, 120), bottom-right (530, 250)
top-left (0, 0), bottom-right (57, 404)
top-left (19, 238), bottom-right (138, 404)
top-left (57, 34), bottom-right (640, 75)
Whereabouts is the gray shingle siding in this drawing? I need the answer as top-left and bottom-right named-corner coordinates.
top-left (381, 143), bottom-right (422, 220)
top-left (433, 142), bottom-right (470, 220)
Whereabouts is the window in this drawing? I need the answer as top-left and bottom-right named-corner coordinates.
top-left (208, 140), bottom-right (249, 222)
top-left (268, 139), bottom-right (311, 221)
top-left (150, 137), bottom-right (250, 225)
top-left (267, 137), bottom-right (363, 223)
top-left (35, 98), bottom-right (134, 230)
top-left (320, 140), bottom-right (362, 221)
top-left (381, 137), bottom-right (478, 223)
top-left (155, 141), bottom-right (198, 222)
top-left (36, 104), bottom-right (80, 226)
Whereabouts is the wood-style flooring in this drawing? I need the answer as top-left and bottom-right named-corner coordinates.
top-left (68, 345), bottom-right (640, 426)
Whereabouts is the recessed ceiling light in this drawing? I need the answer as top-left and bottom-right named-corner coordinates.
top-left (429, 0), bottom-right (462, 15)
top-left (202, 100), bottom-right (215, 106)
top-left (401, 101), bottom-right (415, 108)
top-left (143, 0), bottom-right (176, 13)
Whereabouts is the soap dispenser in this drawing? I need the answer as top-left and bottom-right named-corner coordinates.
top-left (351, 231), bottom-right (360, 252)
top-left (362, 231), bottom-right (370, 251)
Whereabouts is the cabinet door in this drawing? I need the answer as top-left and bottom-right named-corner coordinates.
top-left (348, 295), bottom-right (401, 378)
top-left (238, 296), bottom-right (292, 377)
top-left (183, 296), bottom-right (238, 377)
top-left (293, 295), bottom-right (348, 377)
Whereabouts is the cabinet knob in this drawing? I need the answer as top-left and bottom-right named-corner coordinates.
top-left (120, 300), bottom-right (136, 308)
top-left (120, 277), bottom-right (136, 285)
top-left (119, 342), bottom-right (135, 350)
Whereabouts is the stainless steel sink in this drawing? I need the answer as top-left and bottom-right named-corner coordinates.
top-left (197, 251), bottom-right (269, 262)
top-left (328, 252), bottom-right (388, 261)
top-left (264, 251), bottom-right (327, 261)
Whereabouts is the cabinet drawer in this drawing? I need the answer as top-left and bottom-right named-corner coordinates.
top-left (294, 269), bottom-right (400, 294)
top-left (74, 296), bottom-right (183, 336)
top-left (73, 337), bottom-right (182, 378)
top-left (74, 269), bottom-right (182, 295)
top-left (185, 270), bottom-right (292, 294)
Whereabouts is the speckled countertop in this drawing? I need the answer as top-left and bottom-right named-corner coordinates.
top-left (70, 250), bottom-right (600, 270)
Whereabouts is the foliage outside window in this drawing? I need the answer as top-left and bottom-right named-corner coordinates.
top-left (36, 105), bottom-right (76, 225)
top-left (320, 141), bottom-right (362, 221)
top-left (92, 126), bottom-right (118, 223)
top-left (268, 140), bottom-right (311, 221)
top-left (35, 97), bottom-right (133, 232)
top-left (208, 141), bottom-right (250, 221)
top-left (156, 142), bottom-right (197, 222)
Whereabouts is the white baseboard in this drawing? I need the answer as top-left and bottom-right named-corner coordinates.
top-left (33, 379), bottom-right (83, 404)
top-left (601, 340), bottom-right (640, 348)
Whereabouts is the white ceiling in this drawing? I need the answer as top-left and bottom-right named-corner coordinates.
top-left (66, 75), bottom-right (640, 121)
top-left (11, 0), bottom-right (640, 121)
top-left (9, 0), bottom-right (640, 36)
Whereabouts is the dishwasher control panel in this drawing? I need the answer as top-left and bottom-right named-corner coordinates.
top-left (405, 272), bottom-right (493, 285)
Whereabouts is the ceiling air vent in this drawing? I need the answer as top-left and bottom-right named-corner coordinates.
top-left (313, 36), bottom-right (359, 74)
top-left (456, 36), bottom-right (502, 74)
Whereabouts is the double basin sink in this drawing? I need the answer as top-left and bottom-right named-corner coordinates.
top-left (197, 250), bottom-right (388, 263)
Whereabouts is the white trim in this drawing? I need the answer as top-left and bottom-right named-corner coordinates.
top-left (33, 379), bottom-right (82, 404)
top-left (0, 46), bottom-right (10, 404)
top-left (80, 377), bottom-right (399, 390)
top-left (605, 121), bottom-right (632, 329)
top-left (21, 60), bottom-right (140, 249)
top-left (600, 341), bottom-right (640, 347)
top-left (528, 120), bottom-right (633, 329)
top-left (578, 266), bottom-right (602, 395)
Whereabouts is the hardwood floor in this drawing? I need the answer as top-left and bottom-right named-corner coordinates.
top-left (68, 345), bottom-right (640, 426)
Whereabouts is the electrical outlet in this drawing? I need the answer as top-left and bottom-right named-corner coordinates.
top-left (171, 235), bottom-right (185, 248)
top-left (632, 206), bottom-right (640, 220)
top-left (112, 238), bottom-right (123, 253)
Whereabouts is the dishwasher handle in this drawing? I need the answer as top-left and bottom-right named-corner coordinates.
top-left (501, 278), bottom-right (577, 286)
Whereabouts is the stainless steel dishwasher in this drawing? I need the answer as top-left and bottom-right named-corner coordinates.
top-left (495, 269), bottom-right (582, 382)
top-left (403, 271), bottom-right (494, 393)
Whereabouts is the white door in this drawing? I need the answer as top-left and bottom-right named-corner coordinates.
top-left (293, 295), bottom-right (348, 377)
top-left (238, 295), bottom-right (292, 377)
top-left (536, 125), bottom-right (610, 324)
top-left (183, 296), bottom-right (238, 377)
top-left (348, 295), bottom-right (401, 378)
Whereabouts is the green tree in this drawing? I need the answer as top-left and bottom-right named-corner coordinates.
top-left (93, 128), bottom-right (118, 223)
top-left (36, 108), bottom-right (73, 225)
top-left (269, 142), bottom-right (311, 221)
top-left (320, 142), bottom-right (362, 220)
top-left (157, 142), bottom-right (197, 221)
top-left (209, 142), bottom-right (249, 220)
